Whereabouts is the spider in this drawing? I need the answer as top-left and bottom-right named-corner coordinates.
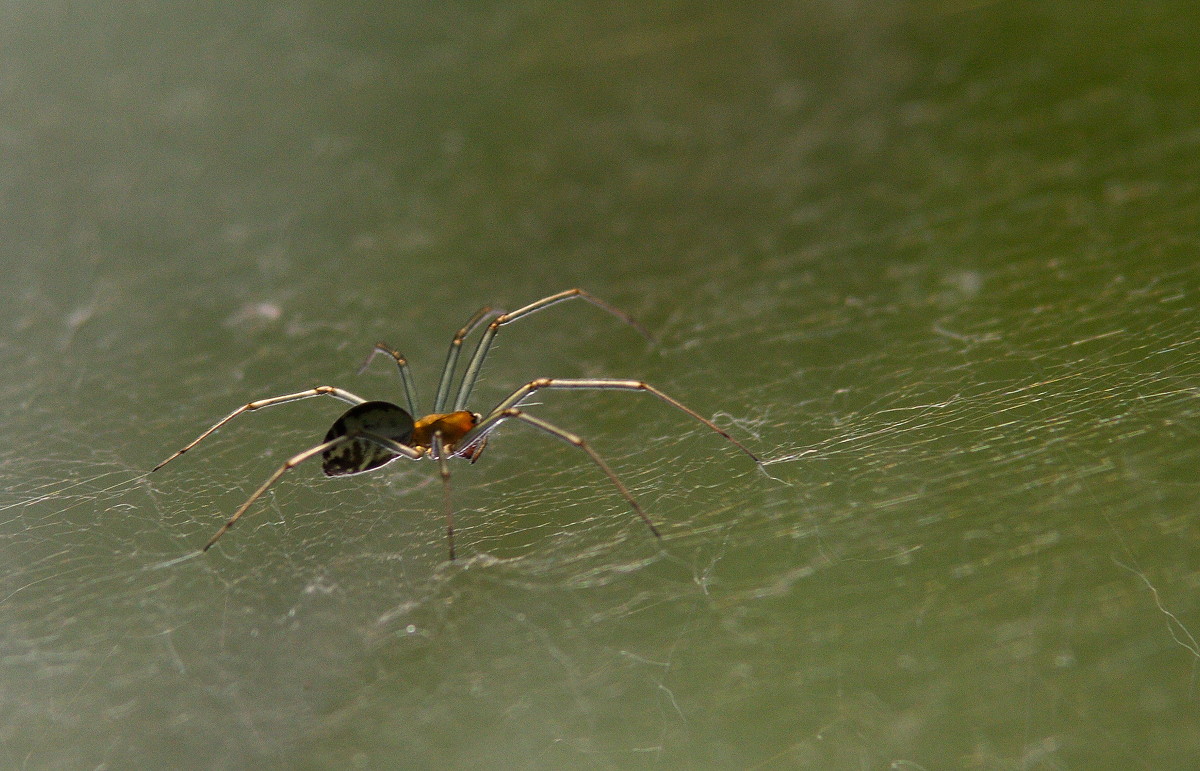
top-left (153, 288), bottom-right (762, 560)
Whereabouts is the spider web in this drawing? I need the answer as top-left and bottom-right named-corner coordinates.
top-left (3, 253), bottom-right (1199, 768)
top-left (0, 278), bottom-right (779, 765)
top-left (5, 2), bottom-right (1200, 768)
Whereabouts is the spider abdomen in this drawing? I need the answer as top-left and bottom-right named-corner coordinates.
top-left (322, 401), bottom-right (415, 476)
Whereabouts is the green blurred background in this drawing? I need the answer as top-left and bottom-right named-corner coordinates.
top-left (3, 1), bottom-right (1199, 768)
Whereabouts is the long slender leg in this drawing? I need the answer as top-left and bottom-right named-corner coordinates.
top-left (359, 343), bottom-right (420, 415)
top-left (430, 431), bottom-right (456, 560)
top-left (153, 387), bottom-right (370, 471)
top-left (433, 306), bottom-right (503, 413)
top-left (476, 408), bottom-right (661, 539)
top-left (464, 378), bottom-right (761, 465)
top-left (202, 431), bottom-right (423, 552)
top-left (453, 289), bottom-right (653, 412)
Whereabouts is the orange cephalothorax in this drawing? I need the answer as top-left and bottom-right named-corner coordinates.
top-left (412, 410), bottom-right (478, 452)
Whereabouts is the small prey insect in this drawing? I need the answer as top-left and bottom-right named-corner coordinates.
top-left (153, 288), bottom-right (761, 559)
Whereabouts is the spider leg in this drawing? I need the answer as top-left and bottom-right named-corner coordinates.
top-left (433, 305), bottom-right (504, 413)
top-left (153, 387), bottom-right (370, 472)
top-left (452, 289), bottom-right (653, 412)
top-left (358, 343), bottom-right (421, 415)
top-left (430, 430), bottom-right (456, 560)
top-left (468, 407), bottom-right (662, 540)
top-left (202, 431), bottom-right (422, 552)
top-left (465, 378), bottom-right (762, 465)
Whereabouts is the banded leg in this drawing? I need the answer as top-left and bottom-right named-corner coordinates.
top-left (202, 431), bottom-right (423, 552)
top-left (453, 289), bottom-right (653, 411)
top-left (153, 387), bottom-right (370, 471)
top-left (359, 343), bottom-right (420, 415)
top-left (467, 378), bottom-right (761, 465)
top-left (433, 305), bottom-right (503, 413)
top-left (474, 408), bottom-right (661, 539)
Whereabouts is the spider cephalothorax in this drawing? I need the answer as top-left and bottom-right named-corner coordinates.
top-left (154, 289), bottom-right (761, 559)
